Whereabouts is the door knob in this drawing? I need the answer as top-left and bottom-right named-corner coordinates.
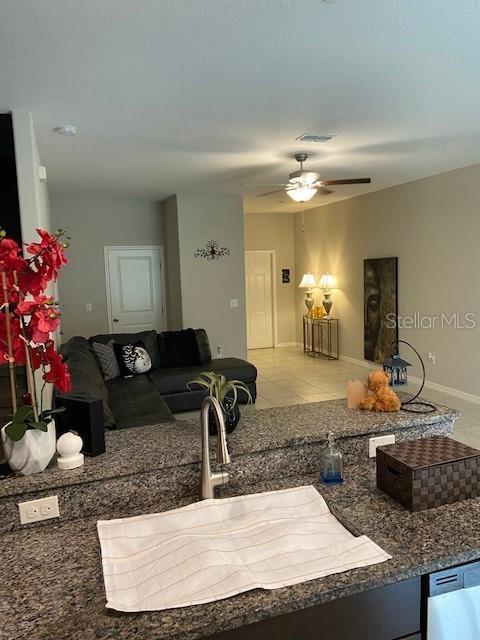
top-left (113, 318), bottom-right (119, 323)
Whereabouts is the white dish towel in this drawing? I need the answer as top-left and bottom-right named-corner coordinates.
top-left (97, 485), bottom-right (391, 612)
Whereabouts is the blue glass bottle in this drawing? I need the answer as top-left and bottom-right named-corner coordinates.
top-left (320, 432), bottom-right (344, 484)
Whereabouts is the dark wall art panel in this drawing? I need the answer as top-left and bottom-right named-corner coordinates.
top-left (364, 257), bottom-right (398, 363)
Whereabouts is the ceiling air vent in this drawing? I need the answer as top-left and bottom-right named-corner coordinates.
top-left (295, 133), bottom-right (337, 143)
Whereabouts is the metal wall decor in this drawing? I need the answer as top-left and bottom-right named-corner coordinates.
top-left (194, 240), bottom-right (230, 260)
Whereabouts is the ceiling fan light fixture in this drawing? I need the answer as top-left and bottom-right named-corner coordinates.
top-left (289, 171), bottom-right (319, 185)
top-left (286, 186), bottom-right (317, 203)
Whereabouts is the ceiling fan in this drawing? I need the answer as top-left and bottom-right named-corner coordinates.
top-left (256, 153), bottom-right (371, 203)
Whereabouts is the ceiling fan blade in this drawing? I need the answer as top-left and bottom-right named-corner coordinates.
top-left (320, 178), bottom-right (371, 186)
top-left (257, 188), bottom-right (286, 197)
top-left (318, 186), bottom-right (334, 195)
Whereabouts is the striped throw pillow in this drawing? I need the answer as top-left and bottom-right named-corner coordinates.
top-left (92, 340), bottom-right (121, 381)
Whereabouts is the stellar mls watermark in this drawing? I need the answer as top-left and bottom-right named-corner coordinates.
top-left (385, 312), bottom-right (476, 330)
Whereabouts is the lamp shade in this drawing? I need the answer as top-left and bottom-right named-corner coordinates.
top-left (286, 187), bottom-right (317, 203)
top-left (298, 272), bottom-right (317, 289)
top-left (319, 273), bottom-right (336, 290)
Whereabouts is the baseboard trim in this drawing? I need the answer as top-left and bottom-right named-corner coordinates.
top-left (274, 342), bottom-right (298, 348)
top-left (339, 354), bottom-right (376, 370)
top-left (339, 354), bottom-right (480, 405)
top-left (408, 375), bottom-right (480, 405)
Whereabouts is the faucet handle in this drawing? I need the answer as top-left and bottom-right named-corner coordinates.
top-left (211, 469), bottom-right (230, 489)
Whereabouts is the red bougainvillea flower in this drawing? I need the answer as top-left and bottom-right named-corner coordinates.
top-left (15, 296), bottom-right (60, 344)
top-left (41, 342), bottom-right (71, 392)
top-left (0, 315), bottom-right (26, 366)
top-left (0, 237), bottom-right (26, 275)
top-left (29, 309), bottom-right (61, 344)
top-left (16, 295), bottom-right (51, 315)
top-left (12, 331), bottom-right (27, 365)
top-left (18, 268), bottom-right (50, 297)
top-left (1, 228), bottom-right (71, 408)
top-left (26, 228), bottom-right (68, 282)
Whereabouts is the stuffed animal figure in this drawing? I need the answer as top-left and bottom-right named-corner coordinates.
top-left (359, 369), bottom-right (401, 412)
top-left (347, 379), bottom-right (368, 409)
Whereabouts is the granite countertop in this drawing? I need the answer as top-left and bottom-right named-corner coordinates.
top-left (3, 459), bottom-right (480, 640)
top-left (0, 397), bottom-right (458, 499)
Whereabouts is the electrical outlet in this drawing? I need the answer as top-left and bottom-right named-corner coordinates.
top-left (428, 352), bottom-right (437, 365)
top-left (18, 496), bottom-right (60, 524)
top-left (230, 299), bottom-right (239, 308)
top-left (216, 346), bottom-right (223, 357)
top-left (85, 302), bottom-right (93, 312)
top-left (369, 434), bottom-right (395, 458)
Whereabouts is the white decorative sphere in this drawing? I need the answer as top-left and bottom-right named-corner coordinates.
top-left (57, 431), bottom-right (83, 458)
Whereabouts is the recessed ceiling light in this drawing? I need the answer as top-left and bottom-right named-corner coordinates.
top-left (54, 125), bottom-right (77, 136)
top-left (296, 133), bottom-right (337, 143)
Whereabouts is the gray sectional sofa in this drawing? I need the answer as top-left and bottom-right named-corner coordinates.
top-left (59, 329), bottom-right (257, 429)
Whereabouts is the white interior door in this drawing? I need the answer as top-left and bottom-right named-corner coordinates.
top-left (245, 251), bottom-right (274, 349)
top-left (105, 246), bottom-right (166, 333)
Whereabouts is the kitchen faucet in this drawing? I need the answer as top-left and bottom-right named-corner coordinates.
top-left (200, 396), bottom-right (231, 499)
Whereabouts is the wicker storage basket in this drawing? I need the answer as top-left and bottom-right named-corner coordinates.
top-left (376, 436), bottom-right (480, 512)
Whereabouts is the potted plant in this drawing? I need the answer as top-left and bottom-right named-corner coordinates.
top-left (187, 372), bottom-right (253, 434)
top-left (0, 227), bottom-right (72, 475)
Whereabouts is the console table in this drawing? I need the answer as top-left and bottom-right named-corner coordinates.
top-left (303, 317), bottom-right (339, 360)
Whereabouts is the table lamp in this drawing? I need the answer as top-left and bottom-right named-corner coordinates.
top-left (298, 272), bottom-right (317, 316)
top-left (319, 273), bottom-right (336, 318)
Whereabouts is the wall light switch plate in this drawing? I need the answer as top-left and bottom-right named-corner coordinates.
top-left (37, 165), bottom-right (47, 182)
top-left (86, 303), bottom-right (93, 312)
top-left (18, 496), bottom-right (60, 524)
top-left (230, 299), bottom-right (239, 308)
top-left (369, 434), bottom-right (395, 458)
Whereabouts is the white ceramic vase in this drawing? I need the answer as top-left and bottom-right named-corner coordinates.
top-left (1, 419), bottom-right (56, 475)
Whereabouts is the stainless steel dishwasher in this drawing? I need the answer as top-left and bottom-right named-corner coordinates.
top-left (427, 561), bottom-right (480, 639)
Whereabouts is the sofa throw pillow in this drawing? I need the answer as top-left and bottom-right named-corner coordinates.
top-left (90, 330), bottom-right (161, 369)
top-left (195, 329), bottom-right (212, 363)
top-left (113, 341), bottom-right (152, 378)
top-left (92, 340), bottom-right (121, 381)
top-left (162, 329), bottom-right (201, 368)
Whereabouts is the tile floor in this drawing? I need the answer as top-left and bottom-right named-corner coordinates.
top-left (178, 346), bottom-right (480, 448)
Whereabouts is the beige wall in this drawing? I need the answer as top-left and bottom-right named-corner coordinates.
top-left (51, 196), bottom-right (165, 340)
top-left (163, 195), bottom-right (183, 330)
top-left (175, 193), bottom-right (247, 359)
top-left (12, 110), bottom-right (52, 243)
top-left (295, 162), bottom-right (480, 396)
top-left (244, 212), bottom-right (297, 345)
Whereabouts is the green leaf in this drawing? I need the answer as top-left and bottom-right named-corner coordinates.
top-left (32, 421), bottom-right (49, 432)
top-left (186, 379), bottom-right (210, 391)
top-left (188, 371), bottom-right (252, 404)
top-left (229, 380), bottom-right (253, 400)
top-left (12, 405), bottom-right (33, 424)
top-left (5, 421), bottom-right (26, 441)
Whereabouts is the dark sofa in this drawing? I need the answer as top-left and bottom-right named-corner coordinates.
top-left (59, 329), bottom-right (257, 430)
